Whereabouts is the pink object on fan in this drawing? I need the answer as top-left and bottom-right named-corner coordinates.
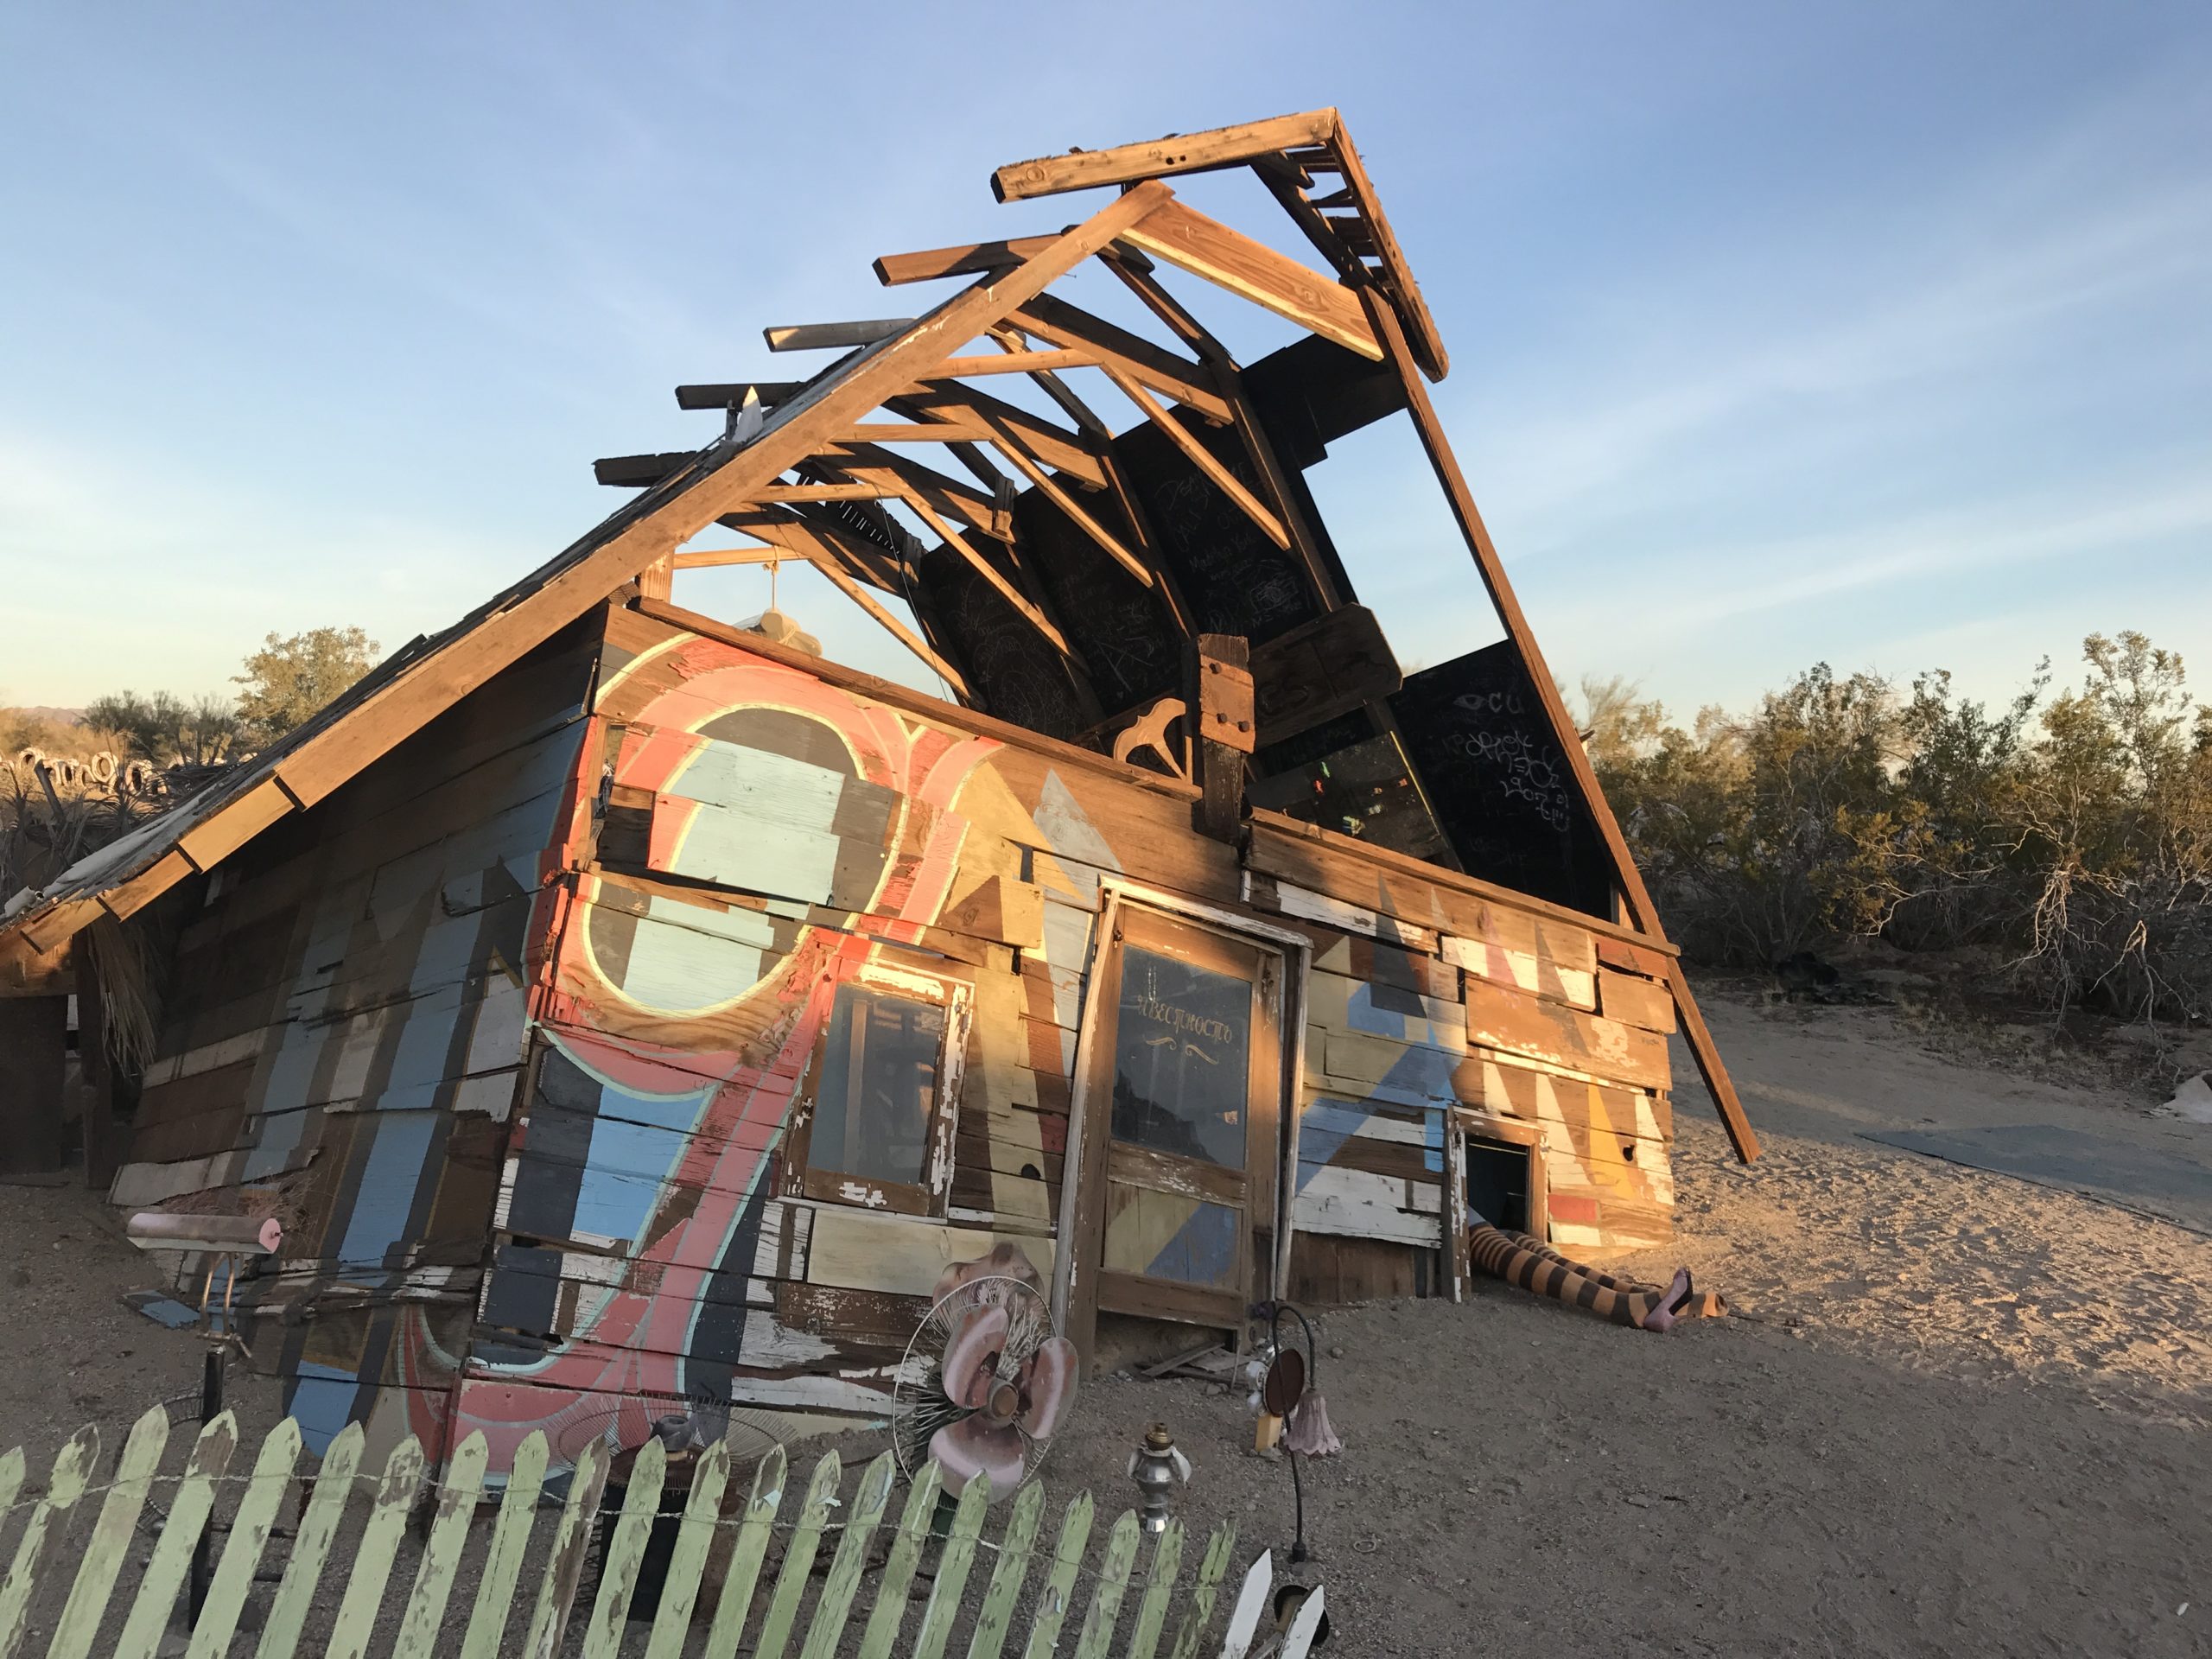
top-left (930, 1323), bottom-right (1081, 1497)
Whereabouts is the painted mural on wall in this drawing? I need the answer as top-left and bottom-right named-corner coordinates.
top-left (372, 624), bottom-right (1173, 1471)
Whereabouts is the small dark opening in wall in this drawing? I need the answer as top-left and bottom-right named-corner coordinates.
top-left (1465, 1139), bottom-right (1533, 1236)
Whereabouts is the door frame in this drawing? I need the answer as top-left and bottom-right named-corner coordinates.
top-left (1052, 878), bottom-right (1312, 1359)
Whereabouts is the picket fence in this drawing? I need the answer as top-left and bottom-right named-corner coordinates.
top-left (0, 1409), bottom-right (1326, 1659)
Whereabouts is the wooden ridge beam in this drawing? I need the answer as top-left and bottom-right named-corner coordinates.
top-left (1357, 285), bottom-right (1757, 1161)
top-left (1117, 199), bottom-right (1381, 360)
top-left (991, 111), bottom-right (1338, 200)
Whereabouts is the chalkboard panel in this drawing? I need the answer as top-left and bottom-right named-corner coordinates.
top-left (1389, 641), bottom-right (1614, 916)
top-left (1014, 485), bottom-right (1184, 714)
top-left (910, 540), bottom-right (1092, 741)
top-left (1112, 412), bottom-right (1319, 646)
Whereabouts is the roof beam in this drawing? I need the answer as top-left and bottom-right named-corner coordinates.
top-left (675, 381), bottom-right (804, 410)
top-left (893, 383), bottom-right (1107, 487)
top-left (763, 319), bottom-right (917, 353)
top-left (1096, 364), bottom-right (1288, 550)
top-left (1007, 296), bottom-right (1231, 423)
top-left (874, 233), bottom-right (1065, 286)
top-left (1116, 200), bottom-right (1381, 360)
top-left (976, 411), bottom-right (1154, 588)
top-left (992, 111), bottom-right (1337, 200)
top-left (0, 179), bottom-right (1181, 963)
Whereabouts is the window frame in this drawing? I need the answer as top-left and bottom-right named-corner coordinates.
top-left (781, 956), bottom-right (972, 1217)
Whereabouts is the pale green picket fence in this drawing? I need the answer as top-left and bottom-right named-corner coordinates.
top-left (0, 1409), bottom-right (1325, 1659)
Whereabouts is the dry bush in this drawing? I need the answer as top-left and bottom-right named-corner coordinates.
top-left (1588, 631), bottom-right (2212, 1032)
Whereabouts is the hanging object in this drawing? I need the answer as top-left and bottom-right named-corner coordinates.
top-left (1127, 1421), bottom-right (1194, 1535)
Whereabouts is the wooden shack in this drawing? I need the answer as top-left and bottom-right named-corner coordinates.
top-left (0, 111), bottom-right (1758, 1470)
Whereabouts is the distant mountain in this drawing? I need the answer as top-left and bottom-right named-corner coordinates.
top-left (12, 707), bottom-right (86, 726)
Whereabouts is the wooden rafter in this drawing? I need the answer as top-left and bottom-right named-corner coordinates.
top-left (0, 181), bottom-right (1180, 961)
top-left (870, 472), bottom-right (1079, 655)
top-left (1116, 200), bottom-right (1381, 360)
top-left (820, 442), bottom-right (1008, 542)
top-left (1096, 363), bottom-right (1289, 550)
top-left (1006, 296), bottom-right (1231, 423)
top-left (975, 412), bottom-right (1152, 588)
top-left (764, 319), bottom-right (915, 352)
top-left (702, 514), bottom-right (972, 697)
top-left (990, 108), bottom-right (1448, 380)
top-left (991, 111), bottom-right (1337, 200)
top-left (893, 382), bottom-right (1107, 487)
top-left (1356, 284), bottom-right (1759, 1162)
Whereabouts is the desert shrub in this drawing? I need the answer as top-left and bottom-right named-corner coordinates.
top-left (1586, 631), bottom-right (2212, 1026)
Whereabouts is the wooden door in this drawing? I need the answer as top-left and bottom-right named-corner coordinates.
top-left (1069, 902), bottom-right (1285, 1353)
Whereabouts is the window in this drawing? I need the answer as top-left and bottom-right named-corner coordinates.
top-left (786, 967), bottom-right (968, 1215)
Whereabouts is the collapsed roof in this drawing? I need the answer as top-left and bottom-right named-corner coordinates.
top-left (0, 109), bottom-right (1758, 1160)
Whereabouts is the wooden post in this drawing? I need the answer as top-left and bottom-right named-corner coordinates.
top-left (0, 995), bottom-right (67, 1177)
top-left (1192, 634), bottom-right (1254, 842)
top-left (1357, 287), bottom-right (1762, 1162)
top-left (73, 948), bottom-right (118, 1190)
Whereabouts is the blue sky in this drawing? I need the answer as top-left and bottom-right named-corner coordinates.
top-left (3, 3), bottom-right (2207, 723)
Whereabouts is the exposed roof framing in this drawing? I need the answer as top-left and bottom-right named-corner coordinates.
top-left (0, 109), bottom-right (1759, 1164)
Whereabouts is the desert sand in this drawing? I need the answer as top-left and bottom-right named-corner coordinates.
top-left (3, 985), bottom-right (2207, 1656)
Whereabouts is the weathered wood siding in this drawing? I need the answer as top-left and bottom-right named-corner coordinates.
top-left (113, 623), bottom-right (601, 1458)
top-left (1241, 819), bottom-right (1675, 1278)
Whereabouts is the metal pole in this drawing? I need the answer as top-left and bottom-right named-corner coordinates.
top-left (188, 1344), bottom-right (222, 1624)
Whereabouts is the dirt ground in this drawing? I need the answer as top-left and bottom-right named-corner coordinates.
top-left (3, 985), bottom-right (2208, 1656)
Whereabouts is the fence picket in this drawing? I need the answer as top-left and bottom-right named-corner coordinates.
top-left (754, 1450), bottom-right (841, 1659)
top-left (583, 1437), bottom-right (666, 1659)
top-left (642, 1439), bottom-right (732, 1659)
top-left (186, 1417), bottom-right (302, 1659)
top-left (963, 1478), bottom-right (1044, 1659)
top-left (799, 1450), bottom-right (894, 1659)
top-left (255, 1421), bottom-right (365, 1659)
top-left (1122, 1519), bottom-right (1185, 1659)
top-left (114, 1414), bottom-right (238, 1659)
top-left (909, 1473), bottom-right (991, 1659)
top-left (325, 1434), bottom-right (427, 1659)
top-left (1016, 1491), bottom-right (1092, 1659)
top-left (0, 1446), bottom-right (24, 1520)
top-left (855, 1461), bottom-right (942, 1659)
top-left (522, 1440), bottom-right (610, 1659)
top-left (1277, 1585), bottom-right (1326, 1659)
top-left (0, 1414), bottom-right (1298, 1659)
top-left (701, 1442), bottom-right (786, 1659)
top-left (0, 1424), bottom-right (99, 1659)
top-left (1163, 1524), bottom-right (1236, 1659)
top-left (1070, 1509), bottom-right (1141, 1659)
top-left (49, 1407), bottom-right (167, 1659)
top-left (458, 1429), bottom-right (548, 1659)
top-left (1211, 1552), bottom-right (1273, 1659)
top-left (391, 1430), bottom-right (489, 1659)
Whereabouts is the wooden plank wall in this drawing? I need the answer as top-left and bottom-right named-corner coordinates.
top-left (446, 606), bottom-right (1241, 1465)
top-left (1241, 820), bottom-right (1677, 1274)
top-left (448, 606), bottom-right (1678, 1463)
top-left (130, 600), bottom-right (1679, 1465)
top-left (112, 623), bottom-right (602, 1458)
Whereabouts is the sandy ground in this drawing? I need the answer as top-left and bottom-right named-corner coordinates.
top-left (3, 985), bottom-right (2208, 1656)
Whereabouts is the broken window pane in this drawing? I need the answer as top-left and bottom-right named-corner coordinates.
top-left (1109, 945), bottom-right (1250, 1167)
top-left (807, 985), bottom-right (946, 1188)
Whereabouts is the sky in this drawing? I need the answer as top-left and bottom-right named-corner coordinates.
top-left (2, 2), bottom-right (2208, 724)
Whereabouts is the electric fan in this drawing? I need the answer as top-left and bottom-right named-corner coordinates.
top-left (891, 1250), bottom-right (1078, 1501)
